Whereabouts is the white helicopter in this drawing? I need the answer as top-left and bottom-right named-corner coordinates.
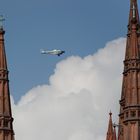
top-left (40, 49), bottom-right (65, 56)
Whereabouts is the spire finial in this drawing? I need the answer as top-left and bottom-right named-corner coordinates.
top-left (129, 0), bottom-right (139, 23)
top-left (0, 15), bottom-right (5, 29)
top-left (106, 111), bottom-right (114, 140)
top-left (113, 124), bottom-right (117, 140)
top-left (132, 2), bottom-right (136, 18)
top-left (109, 111), bottom-right (112, 116)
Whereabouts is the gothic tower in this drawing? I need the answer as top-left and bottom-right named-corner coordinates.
top-left (0, 24), bottom-right (15, 139)
top-left (119, 0), bottom-right (140, 139)
top-left (106, 0), bottom-right (140, 140)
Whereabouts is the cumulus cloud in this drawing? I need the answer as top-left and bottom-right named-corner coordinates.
top-left (12, 37), bottom-right (126, 140)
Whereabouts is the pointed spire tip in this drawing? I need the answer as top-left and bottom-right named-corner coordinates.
top-left (109, 111), bottom-right (112, 116)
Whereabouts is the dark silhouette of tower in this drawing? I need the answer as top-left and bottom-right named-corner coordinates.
top-left (106, 0), bottom-right (140, 139)
top-left (0, 25), bottom-right (15, 139)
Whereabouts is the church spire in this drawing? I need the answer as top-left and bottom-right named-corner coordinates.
top-left (113, 126), bottom-right (117, 140)
top-left (118, 0), bottom-right (140, 139)
top-left (125, 0), bottom-right (140, 60)
top-left (106, 112), bottom-right (114, 140)
top-left (128, 0), bottom-right (139, 24)
top-left (0, 22), bottom-right (15, 139)
top-left (105, 0), bottom-right (140, 139)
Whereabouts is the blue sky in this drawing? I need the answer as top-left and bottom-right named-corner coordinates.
top-left (0, 0), bottom-right (131, 102)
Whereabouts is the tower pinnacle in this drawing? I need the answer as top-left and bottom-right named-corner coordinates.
top-left (0, 16), bottom-right (5, 29)
top-left (132, 3), bottom-right (136, 18)
top-left (125, 0), bottom-right (140, 60)
top-left (0, 21), bottom-right (15, 140)
top-left (105, 0), bottom-right (140, 139)
top-left (113, 126), bottom-right (117, 140)
top-left (106, 112), bottom-right (114, 140)
top-left (118, 0), bottom-right (140, 139)
top-left (129, 0), bottom-right (139, 23)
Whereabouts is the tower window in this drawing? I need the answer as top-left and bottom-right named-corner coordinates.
top-left (138, 111), bottom-right (140, 117)
top-left (4, 121), bottom-right (8, 127)
top-left (131, 111), bottom-right (136, 117)
top-left (126, 112), bottom-right (129, 118)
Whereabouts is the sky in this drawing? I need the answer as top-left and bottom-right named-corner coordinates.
top-left (0, 0), bottom-right (130, 102)
top-left (11, 37), bottom-right (126, 140)
top-left (0, 0), bottom-right (138, 139)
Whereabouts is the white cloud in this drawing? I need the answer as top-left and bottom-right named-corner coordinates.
top-left (12, 37), bottom-right (126, 140)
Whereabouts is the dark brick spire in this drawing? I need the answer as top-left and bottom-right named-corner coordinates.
top-left (125, 0), bottom-right (140, 60)
top-left (113, 126), bottom-right (117, 140)
top-left (0, 27), bottom-right (15, 139)
top-left (105, 1), bottom-right (140, 139)
top-left (119, 0), bottom-right (140, 139)
top-left (106, 112), bottom-right (114, 140)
